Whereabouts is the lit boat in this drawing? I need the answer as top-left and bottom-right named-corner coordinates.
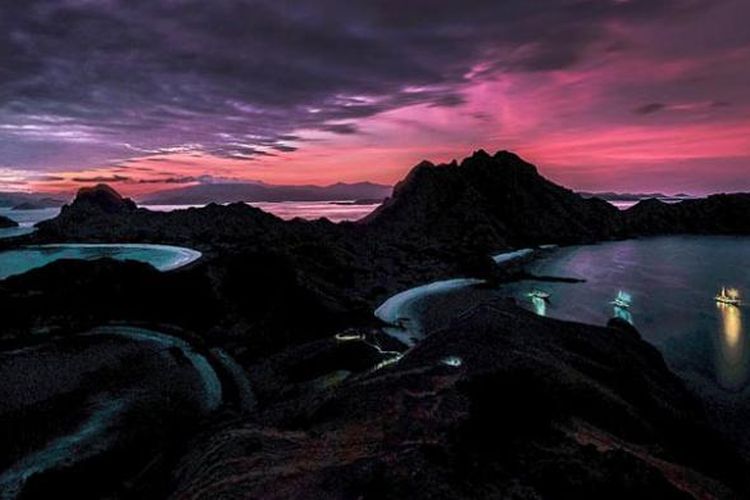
top-left (610, 290), bottom-right (632, 309)
top-left (715, 287), bottom-right (741, 306)
top-left (441, 356), bottom-right (463, 368)
top-left (526, 290), bottom-right (551, 300)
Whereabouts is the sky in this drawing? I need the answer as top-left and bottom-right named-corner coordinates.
top-left (0, 0), bottom-right (748, 196)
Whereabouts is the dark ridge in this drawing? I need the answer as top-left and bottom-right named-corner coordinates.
top-left (623, 193), bottom-right (750, 235)
top-left (363, 148), bottom-right (622, 251)
top-left (11, 198), bottom-right (64, 210)
top-left (2, 149), bottom-right (750, 498)
top-left (66, 183), bottom-right (137, 214)
top-left (0, 214), bottom-right (18, 228)
top-left (139, 180), bottom-right (392, 205)
top-left (170, 303), bottom-right (749, 498)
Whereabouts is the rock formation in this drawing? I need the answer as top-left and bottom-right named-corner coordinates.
top-left (170, 303), bottom-right (749, 498)
top-left (0, 214), bottom-right (18, 229)
top-left (3, 149), bottom-right (750, 498)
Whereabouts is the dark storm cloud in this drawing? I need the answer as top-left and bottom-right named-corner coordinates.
top-left (634, 99), bottom-right (733, 115)
top-left (33, 174), bottom-right (66, 182)
top-left (711, 101), bottom-right (732, 108)
top-left (0, 0), bottom-right (718, 170)
top-left (319, 123), bottom-right (359, 135)
top-left (634, 103), bottom-right (667, 115)
top-left (71, 174), bottom-right (131, 183)
top-left (136, 176), bottom-right (199, 184)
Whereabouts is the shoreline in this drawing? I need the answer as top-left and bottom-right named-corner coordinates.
top-left (0, 243), bottom-right (203, 280)
top-left (0, 325), bottom-right (253, 497)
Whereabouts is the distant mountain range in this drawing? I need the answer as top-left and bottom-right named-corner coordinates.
top-left (579, 191), bottom-right (694, 202)
top-left (0, 184), bottom-right (702, 210)
top-left (39, 150), bottom-right (750, 252)
top-left (17, 150), bottom-right (750, 500)
top-left (0, 193), bottom-right (67, 209)
top-left (138, 181), bottom-right (392, 205)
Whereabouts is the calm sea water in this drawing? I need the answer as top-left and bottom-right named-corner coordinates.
top-left (0, 202), bottom-right (379, 239)
top-left (378, 236), bottom-right (750, 447)
top-left (0, 326), bottom-right (222, 497)
top-left (504, 237), bottom-right (750, 397)
top-left (0, 207), bottom-right (60, 239)
top-left (0, 244), bottom-right (201, 279)
top-left (0, 207), bottom-right (61, 227)
top-left (143, 201), bottom-right (379, 222)
top-left (599, 199), bottom-right (687, 210)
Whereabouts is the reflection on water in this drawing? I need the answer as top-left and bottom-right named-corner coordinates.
top-left (507, 236), bottom-right (750, 395)
top-left (0, 226), bottom-right (36, 239)
top-left (614, 305), bottom-right (634, 324)
top-left (716, 303), bottom-right (748, 391)
top-left (611, 290), bottom-right (634, 324)
top-left (719, 304), bottom-right (742, 348)
top-left (144, 201), bottom-right (380, 223)
top-left (0, 207), bottom-right (61, 227)
top-left (0, 244), bottom-right (202, 280)
top-left (531, 297), bottom-right (547, 316)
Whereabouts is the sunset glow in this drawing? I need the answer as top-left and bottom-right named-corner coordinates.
top-left (1, 0), bottom-right (748, 197)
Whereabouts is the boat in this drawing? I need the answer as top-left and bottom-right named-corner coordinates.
top-left (610, 290), bottom-right (632, 309)
top-left (526, 290), bottom-right (551, 300)
top-left (715, 287), bottom-right (741, 306)
top-left (441, 356), bottom-right (463, 368)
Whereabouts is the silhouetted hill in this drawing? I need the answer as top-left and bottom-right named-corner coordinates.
top-left (0, 192), bottom-right (66, 208)
top-left (11, 198), bottom-right (64, 210)
top-left (34, 151), bottom-right (750, 287)
top-left (0, 214), bottom-right (18, 228)
top-left (37, 151), bottom-right (750, 251)
top-left (139, 181), bottom-right (391, 205)
top-left (170, 302), bottom-right (748, 498)
top-left (364, 150), bottom-right (622, 250)
top-left (37, 188), bottom-right (297, 246)
top-left (623, 194), bottom-right (750, 235)
top-left (5, 149), bottom-right (750, 497)
top-left (579, 191), bottom-right (693, 202)
top-left (65, 184), bottom-right (137, 214)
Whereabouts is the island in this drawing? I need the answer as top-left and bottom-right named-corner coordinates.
top-left (1, 150), bottom-right (749, 498)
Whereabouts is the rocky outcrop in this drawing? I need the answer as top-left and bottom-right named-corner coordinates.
top-left (66, 183), bottom-right (137, 214)
top-left (0, 214), bottom-right (18, 228)
top-left (363, 150), bottom-right (750, 250)
top-left (34, 184), bottom-right (141, 239)
top-left (21, 150), bottom-right (750, 348)
top-left (139, 181), bottom-right (391, 205)
top-left (33, 151), bottom-right (750, 252)
top-left (11, 198), bottom-right (63, 210)
top-left (364, 150), bottom-right (623, 251)
top-left (169, 303), bottom-right (749, 499)
top-left (623, 194), bottom-right (750, 235)
top-left (36, 198), bottom-right (292, 246)
top-left (0, 254), bottom-right (368, 361)
top-left (3, 149), bottom-right (750, 498)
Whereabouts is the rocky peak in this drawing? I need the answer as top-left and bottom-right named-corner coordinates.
top-left (363, 150), bottom-right (622, 250)
top-left (0, 214), bottom-right (18, 228)
top-left (494, 149), bottom-right (537, 170)
top-left (469, 148), bottom-right (492, 160)
top-left (67, 184), bottom-right (137, 214)
top-left (456, 149), bottom-right (539, 177)
top-left (627, 197), bottom-right (667, 210)
top-left (35, 184), bottom-right (139, 237)
top-left (413, 159), bottom-right (436, 171)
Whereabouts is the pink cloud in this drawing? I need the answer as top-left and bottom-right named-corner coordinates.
top-left (27, 35), bottom-right (750, 197)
